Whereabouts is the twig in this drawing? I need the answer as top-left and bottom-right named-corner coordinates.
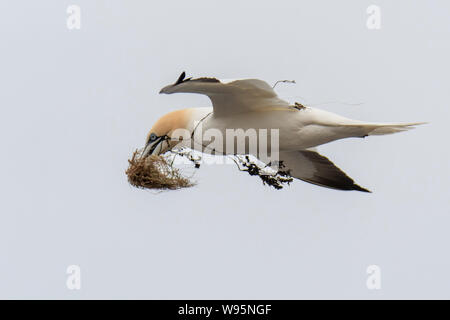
top-left (272, 79), bottom-right (296, 89)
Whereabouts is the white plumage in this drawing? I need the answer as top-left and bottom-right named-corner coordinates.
top-left (144, 72), bottom-right (424, 192)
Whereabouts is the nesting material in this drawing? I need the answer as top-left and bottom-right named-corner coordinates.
top-left (126, 150), bottom-right (194, 190)
top-left (233, 155), bottom-right (293, 190)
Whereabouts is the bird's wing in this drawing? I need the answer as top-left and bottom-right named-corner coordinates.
top-left (159, 72), bottom-right (290, 117)
top-left (278, 149), bottom-right (371, 192)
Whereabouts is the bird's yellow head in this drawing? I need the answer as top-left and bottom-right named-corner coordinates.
top-left (142, 109), bottom-right (192, 157)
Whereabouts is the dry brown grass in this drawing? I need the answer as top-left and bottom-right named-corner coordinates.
top-left (126, 150), bottom-right (194, 190)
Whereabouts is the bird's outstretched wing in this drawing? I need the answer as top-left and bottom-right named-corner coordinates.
top-left (278, 149), bottom-right (371, 192)
top-left (159, 72), bottom-right (290, 116)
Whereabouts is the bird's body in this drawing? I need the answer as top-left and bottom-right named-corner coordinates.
top-left (143, 72), bottom-right (424, 192)
top-left (152, 105), bottom-right (419, 157)
top-left (202, 106), bottom-right (414, 151)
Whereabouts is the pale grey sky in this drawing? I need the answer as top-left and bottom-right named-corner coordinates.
top-left (1, 0), bottom-right (449, 299)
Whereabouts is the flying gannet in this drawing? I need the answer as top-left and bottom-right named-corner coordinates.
top-left (142, 72), bottom-right (424, 192)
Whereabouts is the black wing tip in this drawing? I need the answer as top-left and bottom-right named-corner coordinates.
top-left (353, 184), bottom-right (372, 193)
top-left (174, 71), bottom-right (186, 85)
top-left (174, 72), bottom-right (220, 85)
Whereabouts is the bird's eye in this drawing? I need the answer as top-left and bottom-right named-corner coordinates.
top-left (149, 133), bottom-right (157, 142)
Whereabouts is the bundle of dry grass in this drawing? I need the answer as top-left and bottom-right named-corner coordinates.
top-left (126, 150), bottom-right (194, 190)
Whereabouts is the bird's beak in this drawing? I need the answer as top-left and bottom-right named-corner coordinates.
top-left (142, 140), bottom-right (162, 158)
top-left (141, 143), bottom-right (152, 158)
top-left (141, 136), bottom-right (169, 158)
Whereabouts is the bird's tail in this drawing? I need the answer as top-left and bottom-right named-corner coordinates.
top-left (365, 122), bottom-right (426, 136)
top-left (341, 122), bottom-right (427, 137)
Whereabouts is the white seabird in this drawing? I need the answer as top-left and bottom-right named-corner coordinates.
top-left (142, 72), bottom-right (424, 192)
